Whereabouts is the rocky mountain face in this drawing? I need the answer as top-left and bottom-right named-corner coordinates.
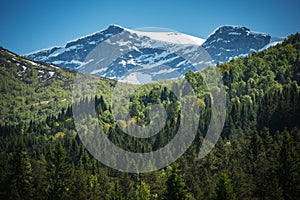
top-left (77, 28), bottom-right (211, 84)
top-left (26, 25), bottom-right (124, 69)
top-left (25, 25), bottom-right (282, 83)
top-left (202, 26), bottom-right (272, 63)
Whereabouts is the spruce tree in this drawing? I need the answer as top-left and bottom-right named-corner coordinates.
top-left (135, 181), bottom-right (151, 200)
top-left (164, 163), bottom-right (192, 200)
top-left (48, 142), bottom-right (72, 200)
top-left (9, 139), bottom-right (34, 200)
top-left (71, 162), bottom-right (89, 200)
top-left (120, 173), bottom-right (133, 200)
top-left (32, 154), bottom-right (49, 200)
top-left (214, 171), bottom-right (236, 200)
top-left (278, 131), bottom-right (300, 199)
top-left (106, 180), bottom-right (124, 200)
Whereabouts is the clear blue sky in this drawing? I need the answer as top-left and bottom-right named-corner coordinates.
top-left (1, 0), bottom-right (299, 54)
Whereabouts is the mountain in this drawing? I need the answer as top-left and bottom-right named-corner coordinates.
top-left (26, 25), bottom-right (210, 84)
top-left (26, 25), bottom-right (125, 69)
top-left (77, 27), bottom-right (213, 84)
top-left (25, 25), bottom-right (282, 83)
top-left (202, 25), bottom-right (281, 63)
top-left (0, 47), bottom-right (113, 125)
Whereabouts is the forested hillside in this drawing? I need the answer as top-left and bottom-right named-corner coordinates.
top-left (0, 48), bottom-right (113, 125)
top-left (0, 33), bottom-right (299, 200)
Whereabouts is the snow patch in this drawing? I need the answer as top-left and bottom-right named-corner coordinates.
top-left (119, 72), bottom-right (153, 84)
top-left (49, 71), bottom-right (55, 77)
top-left (24, 46), bottom-right (62, 56)
top-left (53, 61), bottom-right (65, 65)
top-left (119, 60), bottom-right (126, 66)
top-left (151, 68), bottom-right (177, 75)
top-left (260, 41), bottom-right (282, 51)
top-left (228, 32), bottom-right (242, 35)
top-left (91, 68), bottom-right (107, 74)
top-left (50, 64), bottom-right (60, 69)
top-left (53, 60), bottom-right (83, 66)
top-left (49, 48), bottom-right (65, 57)
top-left (26, 60), bottom-right (38, 66)
top-left (128, 29), bottom-right (205, 45)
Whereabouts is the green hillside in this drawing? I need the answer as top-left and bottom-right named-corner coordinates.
top-left (0, 47), bottom-right (114, 125)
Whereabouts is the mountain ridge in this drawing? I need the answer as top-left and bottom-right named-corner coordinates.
top-left (25, 25), bottom-right (283, 83)
top-left (202, 25), bottom-right (277, 62)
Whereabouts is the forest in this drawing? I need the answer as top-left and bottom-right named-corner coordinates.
top-left (0, 33), bottom-right (299, 199)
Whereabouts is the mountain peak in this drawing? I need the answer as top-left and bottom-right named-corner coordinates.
top-left (218, 25), bottom-right (250, 31)
top-left (209, 25), bottom-right (252, 37)
top-left (203, 25), bottom-right (272, 62)
top-left (106, 24), bottom-right (126, 32)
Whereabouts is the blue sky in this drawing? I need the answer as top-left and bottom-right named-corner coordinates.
top-left (1, 0), bottom-right (299, 54)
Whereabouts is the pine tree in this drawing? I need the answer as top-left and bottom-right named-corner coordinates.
top-left (0, 153), bottom-right (11, 199)
top-left (278, 131), bottom-right (300, 199)
top-left (71, 162), bottom-right (89, 200)
top-left (164, 163), bottom-right (193, 200)
top-left (9, 139), bottom-right (34, 200)
top-left (120, 173), bottom-right (133, 200)
top-left (48, 142), bottom-right (72, 200)
top-left (32, 154), bottom-right (49, 200)
top-left (106, 180), bottom-right (124, 200)
top-left (135, 181), bottom-right (151, 200)
top-left (95, 169), bottom-right (110, 200)
top-left (258, 128), bottom-right (283, 199)
top-left (214, 171), bottom-right (236, 200)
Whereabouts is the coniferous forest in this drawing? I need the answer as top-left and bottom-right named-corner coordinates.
top-left (0, 33), bottom-right (300, 200)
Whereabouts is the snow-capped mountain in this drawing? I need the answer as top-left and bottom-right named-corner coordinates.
top-left (77, 27), bottom-right (211, 83)
top-left (26, 25), bottom-right (125, 69)
top-left (202, 26), bottom-right (281, 63)
top-left (25, 24), bottom-right (282, 83)
top-left (26, 25), bottom-right (210, 83)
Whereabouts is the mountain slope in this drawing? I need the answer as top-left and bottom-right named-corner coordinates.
top-left (0, 47), bottom-right (113, 125)
top-left (26, 25), bottom-right (125, 69)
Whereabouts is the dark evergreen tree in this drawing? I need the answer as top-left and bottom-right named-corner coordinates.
top-left (119, 173), bottom-right (134, 200)
top-left (48, 142), bottom-right (73, 200)
top-left (71, 161), bottom-right (89, 200)
top-left (135, 181), bottom-right (151, 200)
top-left (214, 171), bottom-right (236, 200)
top-left (278, 131), bottom-right (300, 200)
top-left (106, 180), bottom-right (124, 200)
top-left (32, 154), bottom-right (49, 200)
top-left (164, 163), bottom-right (193, 200)
top-left (9, 139), bottom-right (34, 200)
